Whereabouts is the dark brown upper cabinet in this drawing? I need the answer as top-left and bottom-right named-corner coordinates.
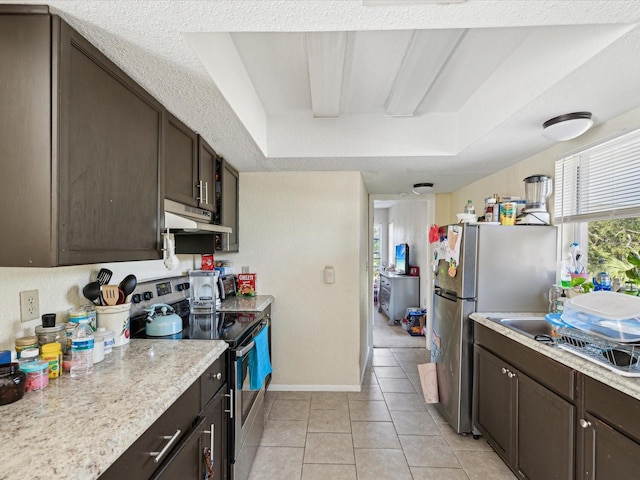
top-left (0, 9), bottom-right (163, 266)
top-left (218, 160), bottom-right (239, 252)
top-left (198, 136), bottom-right (217, 213)
top-left (165, 113), bottom-right (198, 208)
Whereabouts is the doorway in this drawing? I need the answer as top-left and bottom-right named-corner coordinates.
top-left (369, 195), bottom-right (435, 351)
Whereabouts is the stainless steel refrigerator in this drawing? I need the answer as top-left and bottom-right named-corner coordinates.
top-left (431, 223), bottom-right (557, 434)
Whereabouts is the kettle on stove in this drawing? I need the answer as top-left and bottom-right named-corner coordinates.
top-left (144, 304), bottom-right (183, 337)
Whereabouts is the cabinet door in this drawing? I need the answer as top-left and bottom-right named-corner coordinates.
top-left (198, 136), bottom-right (217, 212)
top-left (581, 412), bottom-right (640, 479)
top-left (150, 416), bottom-right (205, 480)
top-left (473, 346), bottom-right (513, 463)
top-left (165, 113), bottom-right (198, 207)
top-left (0, 14), bottom-right (55, 266)
top-left (515, 370), bottom-right (575, 480)
top-left (200, 387), bottom-right (229, 480)
top-left (58, 21), bottom-right (163, 264)
top-left (220, 161), bottom-right (239, 252)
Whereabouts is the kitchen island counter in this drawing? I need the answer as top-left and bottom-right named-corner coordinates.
top-left (472, 312), bottom-right (640, 401)
top-left (219, 294), bottom-right (273, 313)
top-left (0, 339), bottom-right (228, 480)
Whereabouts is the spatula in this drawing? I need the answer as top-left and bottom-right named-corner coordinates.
top-left (96, 268), bottom-right (113, 286)
top-left (101, 285), bottom-right (119, 306)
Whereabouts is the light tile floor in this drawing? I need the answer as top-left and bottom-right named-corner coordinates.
top-left (248, 347), bottom-right (517, 480)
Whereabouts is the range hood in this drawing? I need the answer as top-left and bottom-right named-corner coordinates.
top-left (164, 199), bottom-right (231, 234)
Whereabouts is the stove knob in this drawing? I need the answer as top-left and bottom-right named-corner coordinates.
top-left (143, 291), bottom-right (154, 301)
top-left (183, 282), bottom-right (190, 290)
top-left (176, 284), bottom-right (184, 292)
top-left (131, 294), bottom-right (142, 304)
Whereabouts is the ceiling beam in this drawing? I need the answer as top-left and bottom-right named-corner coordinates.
top-left (385, 29), bottom-right (464, 116)
top-left (306, 32), bottom-right (347, 118)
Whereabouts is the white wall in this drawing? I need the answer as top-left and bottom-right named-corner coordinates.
top-left (373, 208), bottom-right (389, 267)
top-left (219, 171), bottom-right (365, 390)
top-left (0, 258), bottom-right (195, 351)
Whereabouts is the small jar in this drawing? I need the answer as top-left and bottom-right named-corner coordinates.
top-left (96, 327), bottom-right (115, 355)
top-left (35, 324), bottom-right (67, 355)
top-left (18, 348), bottom-right (40, 366)
top-left (0, 363), bottom-right (26, 405)
top-left (21, 360), bottom-right (49, 392)
top-left (15, 335), bottom-right (39, 359)
top-left (41, 343), bottom-right (63, 379)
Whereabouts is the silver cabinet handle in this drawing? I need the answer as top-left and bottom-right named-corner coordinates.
top-left (579, 418), bottom-right (592, 429)
top-left (150, 429), bottom-right (181, 463)
top-left (508, 372), bottom-right (516, 379)
top-left (196, 181), bottom-right (204, 202)
top-left (501, 367), bottom-right (507, 374)
top-left (215, 372), bottom-right (222, 380)
top-left (225, 389), bottom-right (234, 419)
top-left (204, 181), bottom-right (209, 205)
top-left (203, 424), bottom-right (215, 466)
top-left (236, 340), bottom-right (255, 358)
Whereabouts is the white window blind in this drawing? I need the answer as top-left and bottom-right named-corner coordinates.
top-left (554, 128), bottom-right (640, 223)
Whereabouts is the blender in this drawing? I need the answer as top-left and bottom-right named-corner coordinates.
top-left (517, 175), bottom-right (553, 225)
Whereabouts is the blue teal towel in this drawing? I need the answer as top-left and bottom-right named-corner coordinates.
top-left (249, 325), bottom-right (272, 390)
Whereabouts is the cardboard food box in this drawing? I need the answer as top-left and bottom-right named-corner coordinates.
top-left (237, 273), bottom-right (257, 296)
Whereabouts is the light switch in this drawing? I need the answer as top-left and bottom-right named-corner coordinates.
top-left (324, 266), bottom-right (335, 284)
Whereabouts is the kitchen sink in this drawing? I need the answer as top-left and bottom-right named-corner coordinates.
top-left (499, 317), bottom-right (555, 338)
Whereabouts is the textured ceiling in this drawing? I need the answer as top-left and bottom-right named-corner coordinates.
top-left (5, 0), bottom-right (640, 194)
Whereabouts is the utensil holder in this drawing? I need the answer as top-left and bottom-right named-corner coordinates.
top-left (96, 304), bottom-right (131, 347)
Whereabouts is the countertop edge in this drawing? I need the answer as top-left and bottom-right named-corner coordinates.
top-left (218, 294), bottom-right (273, 312)
top-left (471, 312), bottom-right (640, 401)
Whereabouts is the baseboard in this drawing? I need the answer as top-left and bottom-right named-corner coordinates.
top-left (267, 384), bottom-right (361, 392)
top-left (360, 345), bottom-right (373, 384)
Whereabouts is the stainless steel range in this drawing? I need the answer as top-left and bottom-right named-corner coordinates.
top-left (129, 275), bottom-right (270, 480)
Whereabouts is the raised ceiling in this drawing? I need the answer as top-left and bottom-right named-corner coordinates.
top-left (8, 0), bottom-right (640, 194)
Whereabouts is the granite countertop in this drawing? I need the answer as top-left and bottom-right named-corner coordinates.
top-left (218, 295), bottom-right (273, 312)
top-left (471, 312), bottom-right (640, 401)
top-left (0, 339), bottom-right (228, 480)
top-left (379, 271), bottom-right (418, 279)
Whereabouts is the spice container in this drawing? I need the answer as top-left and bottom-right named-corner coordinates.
top-left (15, 335), bottom-right (39, 359)
top-left (21, 361), bottom-right (49, 392)
top-left (0, 363), bottom-right (26, 405)
top-left (41, 342), bottom-right (62, 379)
top-left (35, 324), bottom-right (67, 355)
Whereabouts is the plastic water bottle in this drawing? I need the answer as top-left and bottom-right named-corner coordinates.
top-left (464, 200), bottom-right (475, 215)
top-left (70, 318), bottom-right (94, 378)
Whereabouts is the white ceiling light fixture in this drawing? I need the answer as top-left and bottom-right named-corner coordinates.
top-left (412, 182), bottom-right (434, 194)
top-left (542, 112), bottom-right (593, 141)
top-left (306, 32), bottom-right (347, 118)
top-left (385, 29), bottom-right (465, 116)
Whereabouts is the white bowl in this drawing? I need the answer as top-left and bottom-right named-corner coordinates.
top-left (456, 213), bottom-right (478, 223)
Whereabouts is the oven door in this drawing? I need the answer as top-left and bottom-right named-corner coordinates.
top-left (232, 320), bottom-right (268, 480)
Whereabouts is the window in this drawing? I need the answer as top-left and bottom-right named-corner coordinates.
top-left (555, 128), bottom-right (640, 281)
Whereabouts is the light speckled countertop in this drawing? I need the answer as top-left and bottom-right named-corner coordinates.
top-left (0, 339), bottom-right (228, 480)
top-left (218, 295), bottom-right (273, 312)
top-left (472, 312), bottom-right (640, 401)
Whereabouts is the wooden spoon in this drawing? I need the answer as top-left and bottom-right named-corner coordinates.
top-left (101, 285), bottom-right (119, 306)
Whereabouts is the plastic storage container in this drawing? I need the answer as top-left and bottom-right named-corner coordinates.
top-left (35, 324), bottom-right (67, 355)
top-left (21, 361), bottom-right (49, 392)
top-left (561, 291), bottom-right (640, 342)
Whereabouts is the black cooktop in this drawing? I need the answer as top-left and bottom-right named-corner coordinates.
top-left (130, 302), bottom-right (265, 347)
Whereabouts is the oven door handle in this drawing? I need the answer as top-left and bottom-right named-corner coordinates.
top-left (235, 341), bottom-right (255, 358)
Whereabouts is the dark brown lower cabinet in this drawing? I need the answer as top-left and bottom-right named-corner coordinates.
top-left (474, 322), bottom-right (640, 480)
top-left (474, 345), bottom-right (575, 480)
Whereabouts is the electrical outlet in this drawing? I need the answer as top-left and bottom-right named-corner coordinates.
top-left (20, 290), bottom-right (39, 322)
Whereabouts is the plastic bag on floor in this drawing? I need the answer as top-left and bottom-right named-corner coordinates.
top-left (417, 363), bottom-right (439, 403)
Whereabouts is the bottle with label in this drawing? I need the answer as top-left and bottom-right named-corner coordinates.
top-left (70, 319), bottom-right (94, 378)
top-left (464, 200), bottom-right (475, 215)
top-left (560, 259), bottom-right (572, 288)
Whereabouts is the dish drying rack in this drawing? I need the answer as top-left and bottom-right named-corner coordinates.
top-left (556, 327), bottom-right (640, 377)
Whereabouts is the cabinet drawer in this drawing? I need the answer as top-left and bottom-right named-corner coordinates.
top-left (200, 352), bottom-right (227, 409)
top-left (100, 381), bottom-right (199, 480)
top-left (583, 375), bottom-right (640, 443)
top-left (475, 323), bottom-right (575, 401)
